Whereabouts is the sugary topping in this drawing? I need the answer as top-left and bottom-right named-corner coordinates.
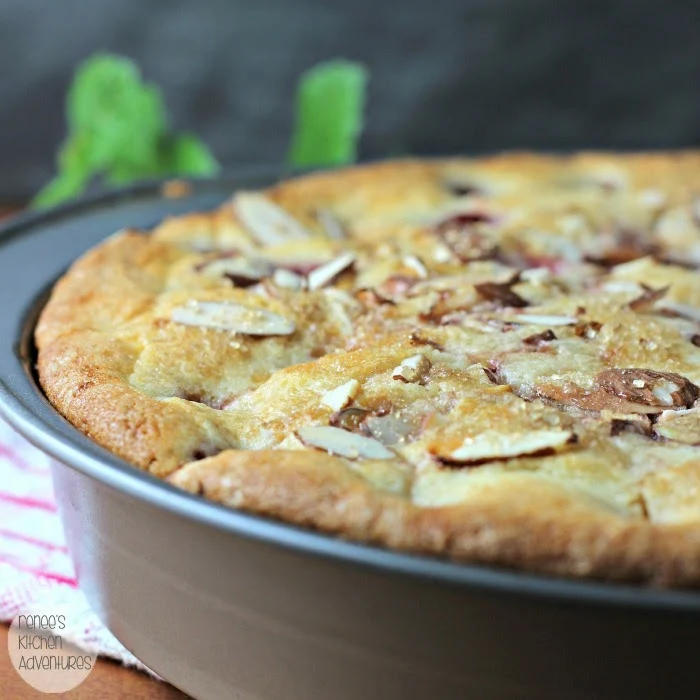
top-left (65, 155), bottom-right (700, 531)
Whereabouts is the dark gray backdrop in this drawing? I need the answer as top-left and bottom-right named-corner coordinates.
top-left (1, 0), bottom-right (698, 199)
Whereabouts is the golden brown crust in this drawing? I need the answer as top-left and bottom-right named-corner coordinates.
top-left (169, 450), bottom-right (700, 586)
top-left (36, 153), bottom-right (700, 586)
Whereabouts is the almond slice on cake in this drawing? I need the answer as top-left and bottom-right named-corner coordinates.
top-left (234, 192), bottom-right (311, 245)
top-left (171, 301), bottom-right (296, 336)
top-left (296, 425), bottom-right (394, 460)
top-left (434, 428), bottom-right (577, 466)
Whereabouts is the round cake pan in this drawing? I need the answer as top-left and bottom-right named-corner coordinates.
top-left (1, 171), bottom-right (699, 700)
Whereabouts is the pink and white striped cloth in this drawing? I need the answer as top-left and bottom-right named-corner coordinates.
top-left (0, 416), bottom-right (150, 670)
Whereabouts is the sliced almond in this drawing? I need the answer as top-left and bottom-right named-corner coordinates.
top-left (475, 279), bottom-right (528, 308)
top-left (657, 301), bottom-right (700, 324)
top-left (199, 257), bottom-right (274, 286)
top-left (171, 301), bottom-right (295, 336)
top-left (402, 255), bottom-right (429, 279)
top-left (272, 268), bottom-right (306, 290)
top-left (512, 313), bottom-right (578, 326)
top-left (434, 213), bottom-right (497, 262)
top-left (320, 379), bottom-right (360, 412)
top-left (363, 412), bottom-right (417, 445)
top-left (307, 253), bottom-right (356, 291)
top-left (317, 209), bottom-right (347, 240)
top-left (653, 407), bottom-right (700, 444)
top-left (330, 407), bottom-right (370, 432)
top-left (585, 230), bottom-right (657, 267)
top-left (595, 368), bottom-right (699, 408)
top-left (541, 385), bottom-right (671, 415)
top-left (600, 410), bottom-right (652, 437)
top-left (296, 425), bottom-right (394, 460)
top-left (628, 284), bottom-right (669, 312)
top-left (436, 428), bottom-right (576, 466)
top-left (234, 192), bottom-right (311, 245)
top-left (602, 280), bottom-right (644, 294)
top-left (392, 354), bottom-right (432, 384)
top-left (520, 267), bottom-right (552, 284)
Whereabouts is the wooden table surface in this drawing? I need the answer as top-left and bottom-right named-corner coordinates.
top-left (0, 624), bottom-right (190, 699)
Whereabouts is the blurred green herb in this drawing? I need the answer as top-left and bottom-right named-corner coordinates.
top-left (34, 55), bottom-right (369, 209)
top-left (288, 60), bottom-right (368, 168)
top-left (32, 54), bottom-right (219, 208)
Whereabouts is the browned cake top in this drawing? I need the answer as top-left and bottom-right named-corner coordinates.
top-left (36, 153), bottom-right (700, 586)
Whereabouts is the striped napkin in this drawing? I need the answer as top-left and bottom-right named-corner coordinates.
top-left (0, 415), bottom-right (150, 671)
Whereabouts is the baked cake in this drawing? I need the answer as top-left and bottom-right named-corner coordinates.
top-left (36, 154), bottom-right (700, 586)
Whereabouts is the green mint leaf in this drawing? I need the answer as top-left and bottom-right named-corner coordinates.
top-left (159, 133), bottom-right (220, 176)
top-left (31, 134), bottom-right (94, 208)
top-left (67, 54), bottom-right (167, 170)
top-left (67, 54), bottom-right (143, 132)
top-left (56, 132), bottom-right (94, 174)
top-left (31, 170), bottom-right (90, 209)
top-left (103, 160), bottom-right (161, 186)
top-left (288, 60), bottom-right (368, 168)
top-left (33, 53), bottom-right (221, 209)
